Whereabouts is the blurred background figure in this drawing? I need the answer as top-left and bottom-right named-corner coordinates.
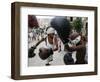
top-left (28, 15), bottom-right (39, 43)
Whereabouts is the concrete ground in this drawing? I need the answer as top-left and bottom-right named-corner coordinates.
top-left (28, 40), bottom-right (76, 66)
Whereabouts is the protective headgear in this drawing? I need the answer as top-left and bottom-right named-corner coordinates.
top-left (47, 27), bottom-right (55, 34)
top-left (68, 32), bottom-right (81, 46)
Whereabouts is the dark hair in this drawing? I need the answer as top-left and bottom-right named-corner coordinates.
top-left (51, 16), bottom-right (71, 44)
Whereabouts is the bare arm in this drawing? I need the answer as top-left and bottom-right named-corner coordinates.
top-left (53, 37), bottom-right (58, 51)
top-left (32, 37), bottom-right (46, 49)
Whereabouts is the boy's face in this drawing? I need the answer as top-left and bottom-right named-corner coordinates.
top-left (48, 33), bottom-right (55, 38)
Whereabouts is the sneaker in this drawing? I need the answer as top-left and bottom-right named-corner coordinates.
top-left (45, 63), bottom-right (51, 66)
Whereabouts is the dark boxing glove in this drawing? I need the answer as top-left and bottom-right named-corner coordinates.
top-left (63, 53), bottom-right (74, 65)
top-left (28, 46), bottom-right (36, 58)
top-left (39, 47), bottom-right (53, 60)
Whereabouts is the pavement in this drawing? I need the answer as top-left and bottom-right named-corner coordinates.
top-left (28, 40), bottom-right (76, 66)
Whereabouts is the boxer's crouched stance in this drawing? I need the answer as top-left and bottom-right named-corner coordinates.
top-left (51, 16), bottom-right (87, 64)
top-left (39, 27), bottom-right (58, 66)
top-left (30, 27), bottom-right (58, 66)
top-left (65, 32), bottom-right (87, 64)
